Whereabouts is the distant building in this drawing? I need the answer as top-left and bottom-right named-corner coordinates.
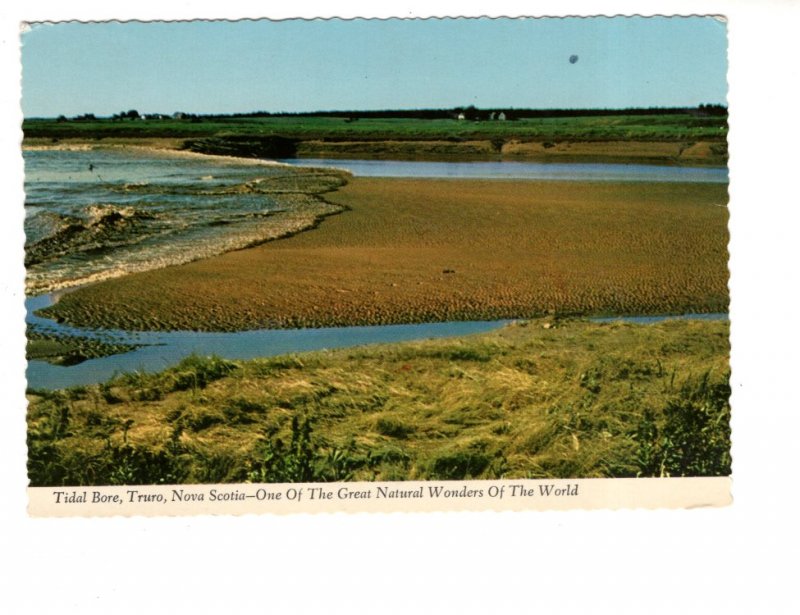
top-left (497, 111), bottom-right (507, 121)
top-left (173, 112), bottom-right (187, 120)
top-left (457, 112), bottom-right (466, 121)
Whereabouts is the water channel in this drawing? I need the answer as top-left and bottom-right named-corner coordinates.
top-left (279, 158), bottom-right (729, 183)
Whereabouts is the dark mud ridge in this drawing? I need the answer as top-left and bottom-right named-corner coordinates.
top-left (181, 135), bottom-right (728, 165)
top-left (182, 135), bottom-right (300, 158)
top-left (26, 325), bottom-right (145, 366)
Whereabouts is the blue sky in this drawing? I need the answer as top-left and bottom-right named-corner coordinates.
top-left (21, 16), bottom-right (727, 117)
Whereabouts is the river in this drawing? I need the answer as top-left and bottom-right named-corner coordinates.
top-left (26, 289), bottom-right (726, 390)
top-left (279, 158), bottom-right (728, 183)
top-left (25, 150), bottom-right (728, 390)
top-left (26, 291), bottom-right (513, 390)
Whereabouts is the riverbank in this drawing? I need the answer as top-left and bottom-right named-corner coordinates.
top-left (41, 176), bottom-right (729, 331)
top-left (291, 138), bottom-right (727, 165)
top-left (22, 112), bottom-right (729, 165)
top-left (23, 136), bottom-right (727, 166)
top-left (26, 317), bottom-right (731, 485)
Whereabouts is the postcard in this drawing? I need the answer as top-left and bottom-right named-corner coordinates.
top-left (19, 15), bottom-right (731, 516)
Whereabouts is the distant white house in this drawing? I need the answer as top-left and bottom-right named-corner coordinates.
top-left (457, 112), bottom-right (466, 121)
top-left (497, 111), bottom-right (507, 121)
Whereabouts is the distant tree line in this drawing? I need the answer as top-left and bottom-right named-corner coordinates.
top-left (56, 112), bottom-right (96, 122)
top-left (47, 104), bottom-right (727, 123)
top-left (231, 104), bottom-right (728, 120)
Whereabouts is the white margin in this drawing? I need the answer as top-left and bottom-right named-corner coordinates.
top-left (2, 1), bottom-right (800, 614)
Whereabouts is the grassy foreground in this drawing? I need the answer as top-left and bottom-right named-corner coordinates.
top-left (27, 318), bottom-right (730, 486)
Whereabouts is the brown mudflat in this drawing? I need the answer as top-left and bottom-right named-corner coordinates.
top-left (46, 178), bottom-right (729, 331)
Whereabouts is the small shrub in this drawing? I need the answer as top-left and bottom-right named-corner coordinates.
top-left (438, 347), bottom-right (493, 362)
top-left (316, 448), bottom-right (359, 482)
top-left (84, 410), bottom-right (104, 427)
top-left (247, 415), bottom-right (316, 483)
top-left (397, 344), bottom-right (494, 363)
top-left (521, 425), bottom-right (558, 454)
top-left (429, 450), bottom-right (491, 479)
top-left (66, 386), bottom-right (88, 400)
top-left (247, 416), bottom-right (364, 482)
top-left (634, 372), bottom-right (731, 477)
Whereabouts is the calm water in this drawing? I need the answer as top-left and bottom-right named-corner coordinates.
top-left (280, 158), bottom-right (729, 183)
top-left (26, 295), bottom-right (511, 390)
top-left (26, 291), bottom-right (727, 391)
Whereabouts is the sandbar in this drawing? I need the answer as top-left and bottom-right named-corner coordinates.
top-left (43, 177), bottom-right (729, 331)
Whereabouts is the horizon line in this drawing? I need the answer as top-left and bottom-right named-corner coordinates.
top-left (23, 103), bottom-right (729, 121)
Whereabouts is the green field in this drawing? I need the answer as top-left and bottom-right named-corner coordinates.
top-left (23, 113), bottom-right (728, 143)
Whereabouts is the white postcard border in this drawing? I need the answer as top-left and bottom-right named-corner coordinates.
top-left (3, 1), bottom-right (800, 614)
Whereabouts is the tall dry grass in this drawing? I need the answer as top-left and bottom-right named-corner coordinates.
top-left (27, 318), bottom-right (730, 485)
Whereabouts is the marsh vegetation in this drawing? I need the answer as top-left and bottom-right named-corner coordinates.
top-left (27, 318), bottom-right (730, 485)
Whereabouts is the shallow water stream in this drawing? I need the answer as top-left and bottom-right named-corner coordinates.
top-left (25, 294), bottom-right (514, 390)
top-left (280, 158), bottom-right (729, 182)
top-left (26, 292), bottom-right (727, 390)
